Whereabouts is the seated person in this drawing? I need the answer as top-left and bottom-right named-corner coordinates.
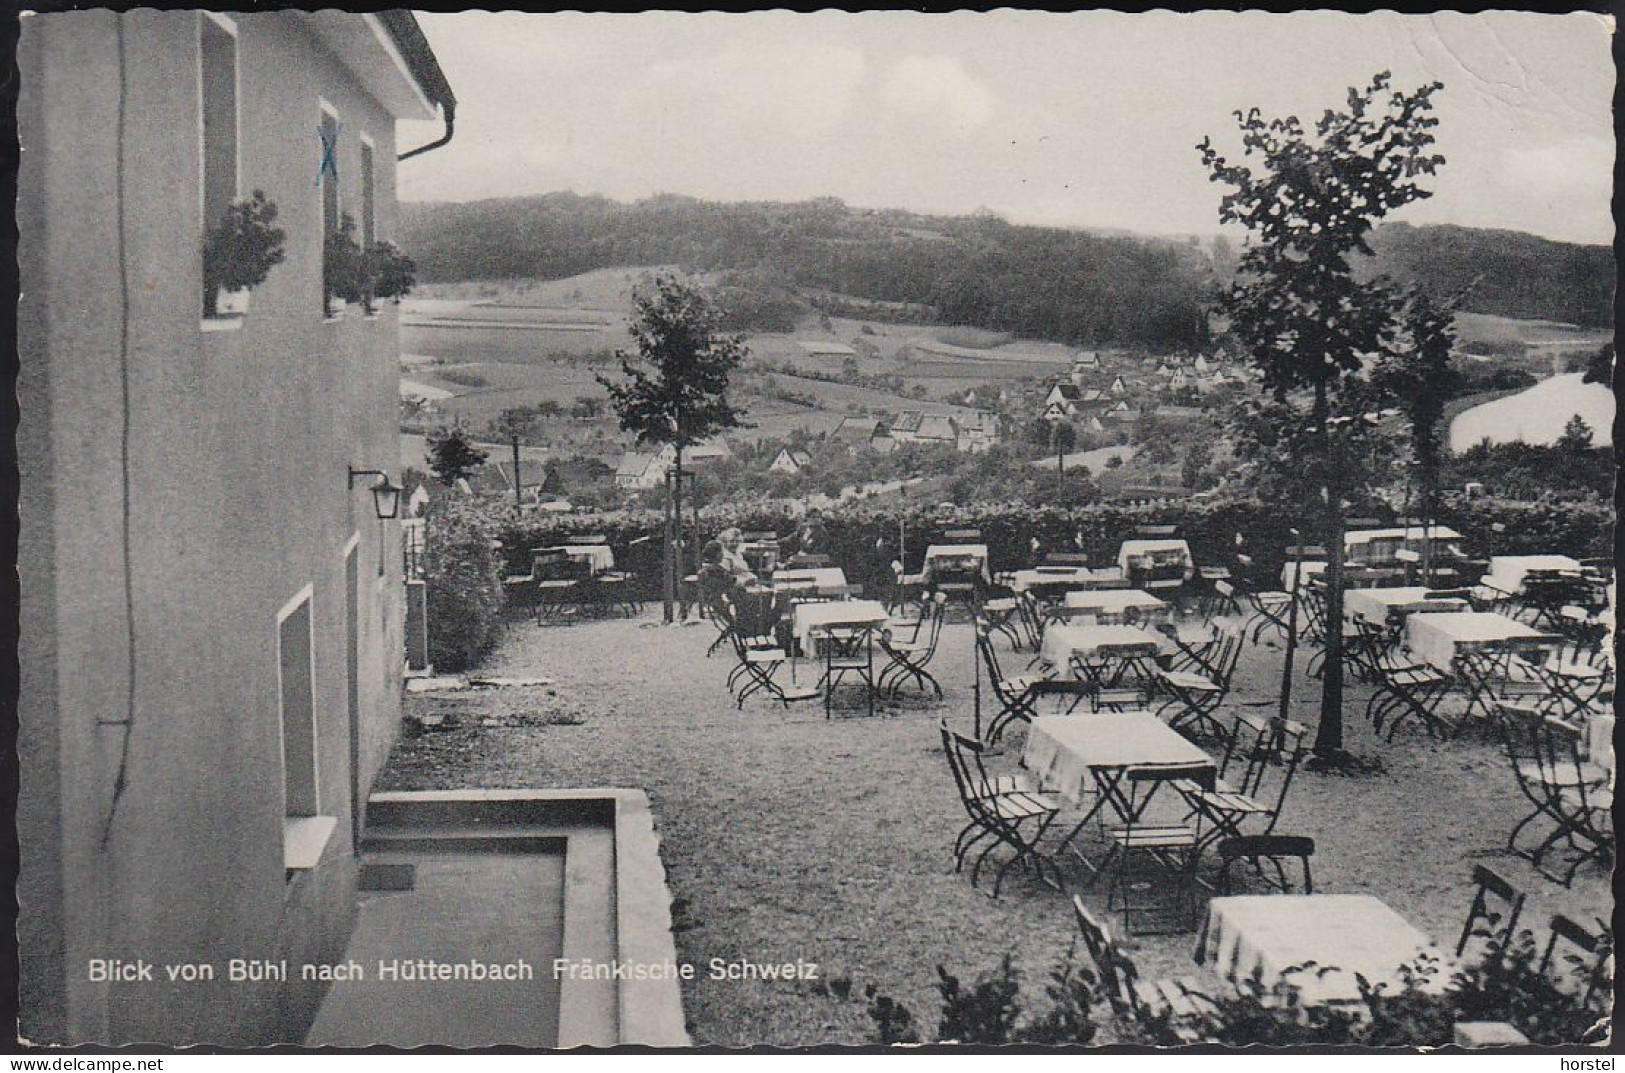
top-left (699, 527), bottom-right (756, 597)
top-left (784, 507), bottom-right (828, 560)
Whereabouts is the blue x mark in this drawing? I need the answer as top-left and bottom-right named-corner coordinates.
top-left (316, 122), bottom-right (342, 186)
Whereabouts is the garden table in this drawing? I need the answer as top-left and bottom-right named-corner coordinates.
top-left (1343, 526), bottom-right (1463, 565)
top-left (923, 543), bottom-right (990, 582)
top-left (1343, 587), bottom-right (1469, 628)
top-left (1008, 567), bottom-right (1122, 595)
top-left (1195, 895), bottom-right (1448, 1008)
top-left (791, 599), bottom-right (890, 654)
top-left (1057, 588), bottom-right (1169, 623)
top-left (544, 543), bottom-right (615, 574)
top-left (771, 567), bottom-right (848, 593)
top-left (1117, 538), bottom-right (1194, 587)
top-left (1041, 623), bottom-right (1167, 691)
top-left (1402, 612), bottom-right (1557, 674)
top-left (1280, 560), bottom-right (1329, 591)
top-left (1022, 712), bottom-right (1216, 869)
top-left (1483, 555), bottom-right (1581, 595)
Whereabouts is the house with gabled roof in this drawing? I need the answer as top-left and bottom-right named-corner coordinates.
top-left (769, 447), bottom-right (813, 474)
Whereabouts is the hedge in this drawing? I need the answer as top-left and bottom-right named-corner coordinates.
top-left (423, 495), bottom-right (505, 671)
top-left (486, 492), bottom-right (1613, 600)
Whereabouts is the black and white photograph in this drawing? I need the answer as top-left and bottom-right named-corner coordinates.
top-left (9, 5), bottom-right (1617, 1054)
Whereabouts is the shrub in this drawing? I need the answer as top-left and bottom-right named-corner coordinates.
top-left (202, 190), bottom-right (285, 315)
top-left (863, 951), bottom-right (1100, 1046)
top-left (422, 495), bottom-right (505, 672)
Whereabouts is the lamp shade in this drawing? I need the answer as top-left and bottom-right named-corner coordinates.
top-left (371, 479), bottom-right (402, 520)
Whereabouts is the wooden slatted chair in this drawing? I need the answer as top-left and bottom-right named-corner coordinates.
top-left (1360, 623), bottom-right (1460, 741)
top-left (940, 721), bottom-right (1064, 898)
top-left (1151, 628), bottom-right (1241, 742)
top-left (1455, 864), bottom-right (1526, 965)
top-left (1178, 715), bottom-right (1308, 855)
top-left (1072, 896), bottom-right (1216, 1043)
top-left (878, 592), bottom-right (948, 698)
top-left (1104, 763), bottom-right (1209, 936)
top-left (887, 559), bottom-right (929, 616)
top-left (1538, 915), bottom-right (1613, 1010)
top-left (1215, 835), bottom-right (1315, 895)
top-left (975, 620), bottom-right (1091, 744)
top-left (1534, 717), bottom-right (1614, 887)
top-left (721, 595), bottom-right (819, 710)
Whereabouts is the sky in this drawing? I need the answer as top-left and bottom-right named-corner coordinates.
top-left (398, 10), bottom-right (1616, 246)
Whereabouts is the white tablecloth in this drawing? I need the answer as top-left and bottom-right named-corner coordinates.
top-left (1484, 555), bottom-right (1582, 594)
top-left (1117, 539), bottom-right (1194, 580)
top-left (1041, 623), bottom-right (1166, 670)
top-left (1281, 560), bottom-right (1329, 591)
top-left (1343, 587), bottom-right (1469, 627)
top-left (791, 599), bottom-right (890, 651)
top-left (1022, 713), bottom-right (1215, 805)
top-left (1344, 526), bottom-right (1463, 564)
top-left (1586, 714), bottom-right (1615, 773)
top-left (1059, 589), bottom-right (1169, 623)
top-left (923, 543), bottom-right (989, 580)
top-left (547, 544), bottom-right (615, 573)
top-left (1403, 612), bottom-right (1555, 672)
top-left (771, 567), bottom-right (848, 592)
top-left (1009, 567), bottom-right (1124, 594)
top-left (1197, 895), bottom-right (1445, 1007)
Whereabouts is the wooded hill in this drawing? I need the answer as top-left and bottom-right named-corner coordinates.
top-left (399, 194), bottom-right (1613, 348)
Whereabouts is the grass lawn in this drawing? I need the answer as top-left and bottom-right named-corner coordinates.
top-left (379, 609), bottom-right (1611, 1046)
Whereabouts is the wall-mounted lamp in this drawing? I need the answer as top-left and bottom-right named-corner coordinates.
top-left (348, 467), bottom-right (402, 520)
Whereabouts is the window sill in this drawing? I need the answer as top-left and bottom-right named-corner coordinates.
top-left (283, 815), bottom-right (338, 873)
top-left (200, 316), bottom-right (244, 333)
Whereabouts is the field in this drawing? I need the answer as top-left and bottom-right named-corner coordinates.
top-left (403, 269), bottom-right (1084, 452)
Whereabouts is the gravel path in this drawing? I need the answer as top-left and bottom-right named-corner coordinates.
top-left (381, 609), bottom-right (1612, 1045)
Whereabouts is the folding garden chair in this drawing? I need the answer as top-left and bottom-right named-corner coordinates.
top-left (1215, 835), bottom-right (1315, 895)
top-left (1539, 915), bottom-right (1613, 1010)
top-left (1104, 762), bottom-right (1209, 936)
top-left (939, 721), bottom-right (1064, 898)
top-left (722, 596), bottom-right (819, 710)
top-left (1234, 574), bottom-right (1293, 645)
top-left (1177, 714), bottom-right (1308, 856)
top-left (974, 620), bottom-right (1090, 744)
top-left (820, 623), bottom-right (879, 719)
top-left (1151, 627), bottom-right (1242, 742)
top-left (887, 559), bottom-right (929, 616)
top-left (1360, 625), bottom-right (1460, 741)
top-left (976, 579), bottom-right (1029, 650)
top-left (878, 592), bottom-right (947, 698)
top-left (1455, 864), bottom-right (1526, 964)
top-left (1072, 896), bottom-right (1217, 1043)
top-left (1531, 717), bottom-right (1614, 887)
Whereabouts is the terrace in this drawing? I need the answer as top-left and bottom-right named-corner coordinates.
top-left (383, 525), bottom-right (1614, 1046)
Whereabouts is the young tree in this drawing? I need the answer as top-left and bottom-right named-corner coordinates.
top-left (598, 275), bottom-right (749, 620)
top-left (491, 408), bottom-right (541, 510)
top-left (1199, 71), bottom-right (1445, 766)
top-left (426, 425), bottom-right (489, 486)
top-left (1557, 414), bottom-right (1595, 454)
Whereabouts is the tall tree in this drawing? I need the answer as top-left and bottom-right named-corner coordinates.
top-left (1199, 71), bottom-right (1445, 766)
top-left (492, 407), bottom-right (540, 510)
top-left (599, 275), bottom-right (748, 620)
top-left (425, 424), bottom-right (488, 487)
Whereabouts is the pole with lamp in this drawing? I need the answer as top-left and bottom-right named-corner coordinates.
top-left (349, 467), bottom-right (404, 580)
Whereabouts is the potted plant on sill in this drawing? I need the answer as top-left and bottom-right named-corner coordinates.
top-left (323, 213), bottom-right (367, 318)
top-left (202, 190), bottom-right (285, 320)
top-left (366, 240), bottom-right (417, 313)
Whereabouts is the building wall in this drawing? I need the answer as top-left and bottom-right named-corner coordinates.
top-left (17, 10), bottom-right (410, 1045)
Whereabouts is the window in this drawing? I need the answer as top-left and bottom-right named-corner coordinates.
top-left (199, 13), bottom-right (238, 317)
top-left (319, 101), bottom-right (341, 317)
top-left (359, 137), bottom-right (376, 250)
top-left (277, 587), bottom-right (333, 872)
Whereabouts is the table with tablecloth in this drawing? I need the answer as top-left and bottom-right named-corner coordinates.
top-left (545, 544), bottom-right (615, 574)
top-left (1343, 587), bottom-right (1469, 628)
top-left (1483, 555), bottom-right (1582, 596)
top-left (1343, 526), bottom-right (1463, 565)
top-left (1117, 539), bottom-right (1195, 584)
top-left (790, 598), bottom-right (890, 653)
top-left (1023, 712), bottom-right (1216, 804)
top-left (1196, 895), bottom-right (1447, 1007)
top-left (771, 567), bottom-right (848, 593)
top-left (1056, 588), bottom-right (1170, 623)
top-left (923, 543), bottom-right (990, 582)
top-left (1008, 567), bottom-right (1127, 595)
top-left (1402, 611), bottom-right (1557, 673)
top-left (1280, 559), bottom-right (1329, 591)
